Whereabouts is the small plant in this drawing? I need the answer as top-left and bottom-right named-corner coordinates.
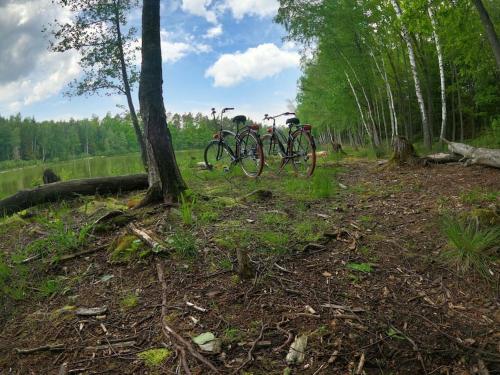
top-left (39, 277), bottom-right (67, 297)
top-left (346, 262), bottom-right (373, 273)
top-left (440, 215), bottom-right (499, 277)
top-left (460, 189), bottom-right (498, 205)
top-left (260, 231), bottom-right (289, 254)
top-left (138, 348), bottom-right (172, 367)
top-left (180, 190), bottom-right (196, 225)
top-left (170, 230), bottom-right (198, 259)
top-left (223, 327), bottom-right (242, 343)
top-left (310, 169), bottom-right (336, 199)
top-left (110, 235), bottom-right (144, 262)
top-left (120, 292), bottom-right (139, 309)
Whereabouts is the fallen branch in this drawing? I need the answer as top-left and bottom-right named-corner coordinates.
top-left (76, 306), bottom-right (108, 316)
top-left (130, 224), bottom-right (166, 253)
top-left (233, 322), bottom-right (266, 374)
top-left (0, 174), bottom-right (148, 216)
top-left (156, 260), bottom-right (219, 374)
top-left (14, 343), bottom-right (64, 354)
top-left (56, 244), bottom-right (109, 263)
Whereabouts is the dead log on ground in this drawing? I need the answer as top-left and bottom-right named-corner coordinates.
top-left (444, 140), bottom-right (500, 168)
top-left (0, 174), bottom-right (148, 216)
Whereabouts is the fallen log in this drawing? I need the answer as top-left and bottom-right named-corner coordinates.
top-left (444, 140), bottom-right (500, 168)
top-left (422, 152), bottom-right (462, 164)
top-left (0, 174), bottom-right (148, 216)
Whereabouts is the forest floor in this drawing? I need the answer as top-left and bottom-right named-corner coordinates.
top-left (0, 151), bottom-right (499, 374)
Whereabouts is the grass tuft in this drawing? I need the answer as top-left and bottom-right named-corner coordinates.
top-left (138, 348), bottom-right (172, 367)
top-left (440, 215), bottom-right (499, 278)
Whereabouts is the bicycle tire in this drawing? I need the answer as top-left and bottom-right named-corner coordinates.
top-left (261, 133), bottom-right (284, 173)
top-left (237, 130), bottom-right (264, 177)
top-left (289, 129), bottom-right (316, 177)
top-left (204, 140), bottom-right (233, 173)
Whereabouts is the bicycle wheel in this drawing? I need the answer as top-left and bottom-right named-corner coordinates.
top-left (204, 140), bottom-right (233, 173)
top-left (290, 129), bottom-right (316, 177)
top-left (237, 130), bottom-right (264, 177)
top-left (261, 133), bottom-right (283, 173)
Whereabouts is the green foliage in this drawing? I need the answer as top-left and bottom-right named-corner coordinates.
top-left (120, 292), bottom-right (139, 309)
top-left (311, 169), bottom-right (336, 199)
top-left (346, 263), bottom-right (373, 273)
top-left (223, 327), bottom-right (243, 343)
top-left (460, 189), bottom-right (498, 205)
top-left (171, 230), bottom-right (198, 259)
top-left (138, 348), bottom-right (172, 367)
top-left (109, 235), bottom-right (145, 262)
top-left (275, 0), bottom-right (500, 147)
top-left (179, 190), bottom-right (196, 226)
top-left (39, 277), bottom-right (67, 297)
top-left (260, 231), bottom-right (290, 254)
top-left (22, 218), bottom-right (92, 261)
top-left (440, 215), bottom-right (499, 277)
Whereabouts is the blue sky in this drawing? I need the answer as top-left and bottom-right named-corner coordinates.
top-left (0, 0), bottom-right (301, 123)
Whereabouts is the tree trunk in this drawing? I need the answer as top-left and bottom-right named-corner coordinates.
top-left (391, 0), bottom-right (431, 149)
top-left (427, 3), bottom-right (447, 145)
top-left (472, 0), bottom-right (500, 70)
top-left (139, 0), bottom-right (186, 203)
top-left (114, 2), bottom-right (148, 170)
top-left (445, 140), bottom-right (500, 168)
top-left (0, 174), bottom-right (148, 216)
top-left (345, 72), bottom-right (373, 147)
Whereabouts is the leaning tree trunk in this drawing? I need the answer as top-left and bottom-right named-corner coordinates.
top-left (139, 0), bottom-right (186, 203)
top-left (472, 0), bottom-right (500, 70)
top-left (114, 4), bottom-right (148, 170)
top-left (427, 3), bottom-right (447, 144)
top-left (390, 0), bottom-right (431, 150)
top-left (345, 71), bottom-right (373, 147)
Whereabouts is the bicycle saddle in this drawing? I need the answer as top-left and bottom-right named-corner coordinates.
top-left (286, 117), bottom-right (300, 125)
top-left (232, 115), bottom-right (247, 124)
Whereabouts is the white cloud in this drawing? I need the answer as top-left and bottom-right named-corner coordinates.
top-left (181, 0), bottom-right (217, 23)
top-left (205, 43), bottom-right (300, 87)
top-left (204, 24), bottom-right (223, 39)
top-left (0, 0), bottom-right (81, 112)
top-left (223, 0), bottom-right (279, 19)
top-left (132, 30), bottom-right (211, 65)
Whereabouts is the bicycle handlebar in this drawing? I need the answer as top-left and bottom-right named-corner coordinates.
top-left (263, 112), bottom-right (295, 120)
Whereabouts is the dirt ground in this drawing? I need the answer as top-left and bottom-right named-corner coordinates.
top-left (0, 160), bottom-right (499, 374)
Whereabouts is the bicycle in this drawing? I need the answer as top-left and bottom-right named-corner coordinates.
top-left (204, 107), bottom-right (264, 178)
top-left (261, 112), bottom-right (316, 177)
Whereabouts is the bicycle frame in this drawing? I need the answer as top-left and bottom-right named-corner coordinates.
top-left (211, 108), bottom-right (260, 166)
top-left (263, 112), bottom-right (313, 163)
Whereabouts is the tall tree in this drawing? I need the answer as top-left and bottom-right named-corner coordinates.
top-left (427, 1), bottom-right (447, 143)
top-left (472, 0), bottom-right (500, 69)
top-left (139, 0), bottom-right (186, 203)
top-left (390, 0), bottom-right (432, 149)
top-left (48, 0), bottom-right (148, 169)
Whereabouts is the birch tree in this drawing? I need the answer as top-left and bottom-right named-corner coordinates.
top-left (427, 1), bottom-right (447, 143)
top-left (390, 0), bottom-right (431, 149)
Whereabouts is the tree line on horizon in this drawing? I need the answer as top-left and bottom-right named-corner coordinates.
top-left (0, 112), bottom-right (233, 165)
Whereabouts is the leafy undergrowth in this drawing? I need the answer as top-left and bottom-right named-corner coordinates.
top-left (0, 151), bottom-right (499, 374)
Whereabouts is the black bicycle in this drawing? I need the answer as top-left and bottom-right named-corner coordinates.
top-left (261, 112), bottom-right (316, 177)
top-left (204, 107), bottom-right (264, 177)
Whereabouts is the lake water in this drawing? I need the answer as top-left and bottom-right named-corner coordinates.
top-left (0, 154), bottom-right (144, 199)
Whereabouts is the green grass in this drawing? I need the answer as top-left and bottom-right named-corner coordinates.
top-left (170, 230), bottom-right (198, 259)
top-left (179, 190), bottom-right (196, 226)
top-left (120, 292), bottom-right (139, 309)
top-left (138, 348), bottom-right (172, 367)
top-left (460, 189), bottom-right (498, 205)
top-left (440, 215), bottom-right (499, 278)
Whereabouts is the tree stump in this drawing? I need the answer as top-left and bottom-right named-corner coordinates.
top-left (389, 136), bottom-right (420, 165)
top-left (236, 248), bottom-right (255, 279)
